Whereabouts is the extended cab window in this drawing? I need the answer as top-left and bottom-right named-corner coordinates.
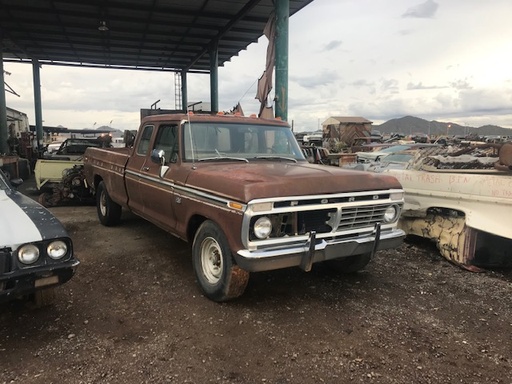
top-left (153, 125), bottom-right (179, 164)
top-left (137, 125), bottom-right (154, 155)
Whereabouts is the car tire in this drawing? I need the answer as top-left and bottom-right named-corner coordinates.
top-left (324, 252), bottom-right (372, 274)
top-left (96, 181), bottom-right (122, 226)
top-left (192, 220), bottom-right (249, 302)
top-left (38, 192), bottom-right (54, 207)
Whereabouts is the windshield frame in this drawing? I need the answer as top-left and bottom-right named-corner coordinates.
top-left (182, 122), bottom-right (306, 163)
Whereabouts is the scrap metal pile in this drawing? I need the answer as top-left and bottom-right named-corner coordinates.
top-left (409, 142), bottom-right (512, 173)
top-left (381, 141), bottom-right (512, 270)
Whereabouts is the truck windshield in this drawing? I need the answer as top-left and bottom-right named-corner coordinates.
top-left (183, 122), bottom-right (306, 162)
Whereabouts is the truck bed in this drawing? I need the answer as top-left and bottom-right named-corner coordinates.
top-left (83, 147), bottom-right (132, 207)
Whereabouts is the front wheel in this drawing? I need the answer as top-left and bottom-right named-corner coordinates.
top-left (192, 220), bottom-right (249, 302)
top-left (96, 181), bottom-right (122, 226)
top-left (324, 252), bottom-right (372, 274)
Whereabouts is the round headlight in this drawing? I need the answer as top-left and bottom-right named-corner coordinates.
top-left (383, 205), bottom-right (399, 223)
top-left (18, 244), bottom-right (40, 264)
top-left (254, 217), bottom-right (272, 239)
top-left (47, 240), bottom-right (68, 259)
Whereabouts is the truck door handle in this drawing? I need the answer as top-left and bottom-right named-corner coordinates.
top-left (142, 166), bottom-right (150, 171)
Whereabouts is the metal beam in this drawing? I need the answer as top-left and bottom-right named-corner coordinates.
top-left (275, 0), bottom-right (289, 121)
top-left (181, 69), bottom-right (188, 113)
top-left (0, 42), bottom-right (9, 154)
top-left (185, 0), bottom-right (262, 71)
top-left (31, 59), bottom-right (43, 152)
top-left (210, 42), bottom-right (219, 113)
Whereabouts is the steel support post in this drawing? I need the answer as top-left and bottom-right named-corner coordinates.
top-left (0, 42), bottom-right (9, 154)
top-left (32, 59), bottom-right (43, 153)
top-left (275, 0), bottom-right (289, 122)
top-left (209, 42), bottom-right (219, 113)
top-left (181, 69), bottom-right (188, 112)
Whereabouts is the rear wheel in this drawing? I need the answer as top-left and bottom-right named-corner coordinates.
top-left (96, 181), bottom-right (122, 226)
top-left (324, 252), bottom-right (373, 274)
top-left (192, 220), bottom-right (249, 302)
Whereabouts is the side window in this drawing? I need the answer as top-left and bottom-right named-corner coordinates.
top-left (137, 125), bottom-right (154, 155)
top-left (153, 125), bottom-right (179, 164)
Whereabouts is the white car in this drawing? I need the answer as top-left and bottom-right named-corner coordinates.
top-left (0, 170), bottom-right (79, 307)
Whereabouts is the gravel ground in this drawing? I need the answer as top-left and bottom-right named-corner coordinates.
top-left (1, 204), bottom-right (512, 384)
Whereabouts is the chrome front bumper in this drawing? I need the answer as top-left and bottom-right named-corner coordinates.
top-left (235, 227), bottom-right (406, 273)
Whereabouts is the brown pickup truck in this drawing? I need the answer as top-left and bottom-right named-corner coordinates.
top-left (83, 112), bottom-right (405, 301)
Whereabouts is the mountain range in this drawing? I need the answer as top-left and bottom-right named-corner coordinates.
top-left (373, 116), bottom-right (512, 138)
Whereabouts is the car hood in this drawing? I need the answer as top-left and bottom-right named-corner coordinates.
top-left (185, 161), bottom-right (403, 202)
top-left (0, 190), bottom-right (68, 247)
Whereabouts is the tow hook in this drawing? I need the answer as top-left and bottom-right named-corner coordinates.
top-left (300, 230), bottom-right (316, 272)
top-left (371, 223), bottom-right (382, 258)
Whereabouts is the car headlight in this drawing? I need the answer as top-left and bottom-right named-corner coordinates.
top-left (383, 205), bottom-right (399, 223)
top-left (254, 217), bottom-right (272, 239)
top-left (47, 240), bottom-right (68, 260)
top-left (18, 244), bottom-right (40, 264)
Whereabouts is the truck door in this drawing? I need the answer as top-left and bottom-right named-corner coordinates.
top-left (138, 124), bottom-right (179, 232)
top-left (125, 124), bottom-right (154, 216)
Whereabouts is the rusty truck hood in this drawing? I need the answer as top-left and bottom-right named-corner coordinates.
top-left (184, 161), bottom-right (402, 202)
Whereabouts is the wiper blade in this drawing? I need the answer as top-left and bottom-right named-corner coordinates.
top-left (198, 156), bottom-right (249, 163)
top-left (254, 156), bottom-right (298, 163)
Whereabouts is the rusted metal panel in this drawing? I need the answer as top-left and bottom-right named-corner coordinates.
top-left (384, 143), bottom-right (512, 269)
top-left (400, 215), bottom-right (480, 269)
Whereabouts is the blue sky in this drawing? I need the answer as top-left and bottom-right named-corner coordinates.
top-left (5, 0), bottom-right (512, 132)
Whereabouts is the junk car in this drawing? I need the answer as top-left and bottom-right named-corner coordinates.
top-left (0, 169), bottom-right (79, 307)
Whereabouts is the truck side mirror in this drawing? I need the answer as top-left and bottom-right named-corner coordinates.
top-left (150, 149), bottom-right (169, 178)
top-left (151, 149), bottom-right (166, 164)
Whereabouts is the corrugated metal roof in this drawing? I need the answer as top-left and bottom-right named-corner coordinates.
top-left (0, 0), bottom-right (314, 73)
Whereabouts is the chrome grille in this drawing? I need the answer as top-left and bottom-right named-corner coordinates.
top-left (337, 204), bottom-right (390, 231)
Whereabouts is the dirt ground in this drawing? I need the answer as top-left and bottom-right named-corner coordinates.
top-left (2, 201), bottom-right (512, 383)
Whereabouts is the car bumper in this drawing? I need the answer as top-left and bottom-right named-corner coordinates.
top-left (235, 228), bottom-right (406, 272)
top-left (0, 258), bottom-right (80, 303)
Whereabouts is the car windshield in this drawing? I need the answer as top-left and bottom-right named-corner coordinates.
top-left (381, 153), bottom-right (413, 163)
top-left (379, 145), bottom-right (411, 153)
top-left (56, 139), bottom-right (104, 155)
top-left (182, 122), bottom-right (306, 162)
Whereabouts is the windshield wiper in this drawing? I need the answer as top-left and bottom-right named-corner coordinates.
top-left (198, 156), bottom-right (249, 163)
top-left (254, 156), bottom-right (298, 163)
top-left (197, 149), bottom-right (249, 163)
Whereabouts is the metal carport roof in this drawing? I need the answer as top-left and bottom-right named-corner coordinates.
top-left (0, 0), bottom-right (314, 73)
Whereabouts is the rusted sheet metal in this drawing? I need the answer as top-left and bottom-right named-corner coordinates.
top-left (399, 215), bottom-right (482, 270)
top-left (383, 143), bottom-right (512, 269)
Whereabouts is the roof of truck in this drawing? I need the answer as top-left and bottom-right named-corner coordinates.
top-left (141, 112), bottom-right (291, 127)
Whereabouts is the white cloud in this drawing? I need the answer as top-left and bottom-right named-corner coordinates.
top-left (402, 0), bottom-right (439, 18)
